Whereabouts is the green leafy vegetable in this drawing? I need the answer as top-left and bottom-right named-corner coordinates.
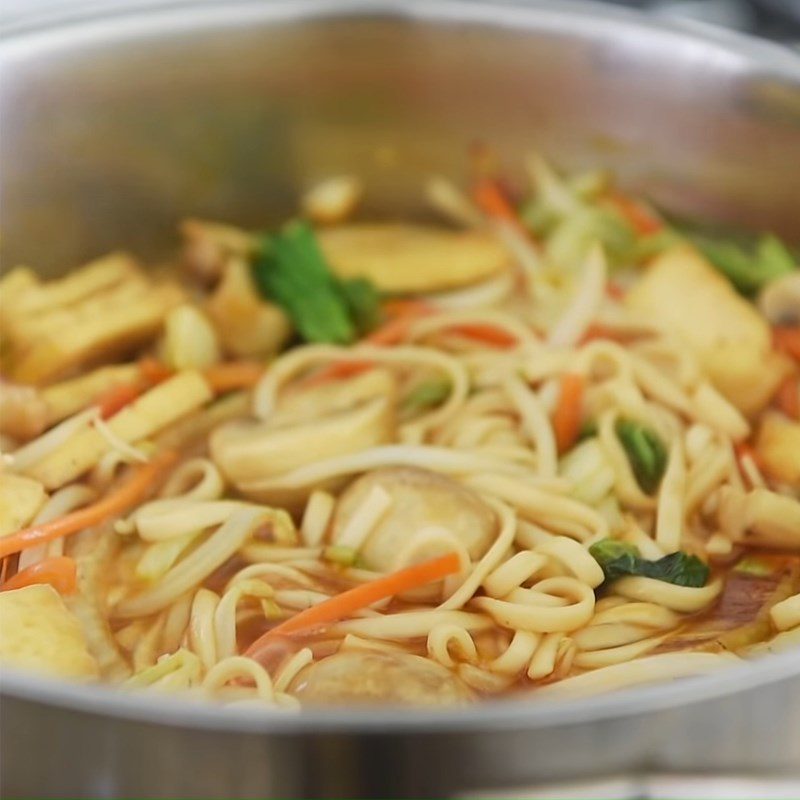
top-left (589, 539), bottom-right (710, 588)
top-left (694, 232), bottom-right (796, 296)
top-left (401, 378), bottom-right (452, 416)
top-left (615, 419), bottom-right (668, 495)
top-left (336, 277), bottom-right (381, 337)
top-left (578, 419), bottom-right (598, 441)
top-left (734, 555), bottom-right (775, 578)
top-left (252, 220), bottom-right (380, 344)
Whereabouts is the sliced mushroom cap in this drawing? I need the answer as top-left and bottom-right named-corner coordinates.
top-left (210, 369), bottom-right (397, 507)
top-left (290, 651), bottom-right (474, 706)
top-left (317, 223), bottom-right (510, 293)
top-left (331, 467), bottom-right (497, 573)
top-left (758, 272), bottom-right (800, 326)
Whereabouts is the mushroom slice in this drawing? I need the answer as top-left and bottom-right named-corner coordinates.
top-left (330, 467), bottom-right (497, 573)
top-left (718, 486), bottom-right (800, 549)
top-left (290, 651), bottom-right (474, 706)
top-left (758, 272), bottom-right (800, 326)
top-left (317, 223), bottom-right (510, 293)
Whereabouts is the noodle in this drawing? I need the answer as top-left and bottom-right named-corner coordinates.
top-left (3, 152), bottom-right (798, 711)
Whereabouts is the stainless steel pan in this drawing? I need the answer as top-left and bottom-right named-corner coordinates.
top-left (1, 2), bottom-right (800, 797)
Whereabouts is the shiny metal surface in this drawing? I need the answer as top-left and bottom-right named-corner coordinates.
top-left (1, 2), bottom-right (800, 797)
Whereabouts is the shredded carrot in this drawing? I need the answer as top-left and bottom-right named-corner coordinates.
top-left (446, 323), bottom-right (517, 349)
top-left (473, 177), bottom-right (520, 224)
top-left (775, 374), bottom-right (800, 420)
top-left (301, 360), bottom-right (375, 388)
top-left (0, 450), bottom-right (178, 559)
top-left (138, 356), bottom-right (175, 385)
top-left (580, 324), bottom-right (631, 345)
top-left (552, 373), bottom-right (585, 454)
top-left (774, 326), bottom-right (800, 362)
top-left (203, 361), bottom-right (265, 393)
top-left (607, 192), bottom-right (663, 236)
top-left (1, 556), bottom-right (77, 595)
top-left (245, 553), bottom-right (461, 659)
top-left (381, 299), bottom-right (434, 319)
top-left (97, 382), bottom-right (144, 419)
top-left (605, 282), bottom-right (627, 301)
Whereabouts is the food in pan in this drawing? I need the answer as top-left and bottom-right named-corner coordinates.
top-left (1, 156), bottom-right (798, 707)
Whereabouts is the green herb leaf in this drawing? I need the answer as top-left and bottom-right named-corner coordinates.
top-left (588, 539), bottom-right (640, 582)
top-left (578, 419), bottom-right (598, 441)
top-left (252, 220), bottom-right (380, 344)
top-left (589, 539), bottom-right (710, 588)
top-left (615, 419), bottom-right (668, 495)
top-left (694, 232), bottom-right (796, 296)
top-left (401, 379), bottom-right (452, 416)
top-left (734, 555), bottom-right (775, 578)
top-left (336, 277), bottom-right (381, 336)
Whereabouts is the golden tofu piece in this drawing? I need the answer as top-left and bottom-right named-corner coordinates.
top-left (0, 584), bottom-right (99, 680)
top-left (27, 371), bottom-right (213, 490)
top-left (0, 473), bottom-right (47, 536)
top-left (757, 412), bottom-right (800, 488)
top-left (317, 223), bottom-right (510, 293)
top-left (625, 246), bottom-right (790, 415)
top-left (1, 253), bottom-right (183, 384)
top-left (41, 364), bottom-right (141, 426)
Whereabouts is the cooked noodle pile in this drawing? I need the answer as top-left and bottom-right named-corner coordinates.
top-left (1, 159), bottom-right (798, 708)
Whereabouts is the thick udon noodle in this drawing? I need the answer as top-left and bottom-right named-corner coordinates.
top-left (1, 163), bottom-right (798, 709)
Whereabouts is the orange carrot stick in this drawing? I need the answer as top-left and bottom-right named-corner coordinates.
top-left (245, 553), bottom-right (461, 659)
top-left (203, 361), bottom-right (265, 393)
top-left (1, 556), bottom-right (77, 595)
top-left (552, 373), bottom-right (585, 454)
top-left (446, 323), bottom-right (518, 349)
top-left (607, 192), bottom-right (663, 236)
top-left (0, 450), bottom-right (178, 559)
top-left (97, 383), bottom-right (144, 420)
top-left (300, 360), bottom-right (375, 388)
top-left (138, 356), bottom-right (175, 385)
top-left (773, 326), bottom-right (800, 362)
top-left (473, 177), bottom-right (520, 223)
top-left (775, 375), bottom-right (800, 420)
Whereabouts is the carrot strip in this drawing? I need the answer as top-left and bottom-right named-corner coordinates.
top-left (446, 323), bottom-right (517, 349)
top-left (607, 192), bottom-right (663, 236)
top-left (300, 360), bottom-right (375, 388)
top-left (245, 553), bottom-right (460, 658)
top-left (97, 382), bottom-right (144, 420)
top-left (580, 324), bottom-right (631, 345)
top-left (773, 326), bottom-right (800, 362)
top-left (473, 178), bottom-right (520, 224)
top-left (775, 375), bottom-right (800, 420)
top-left (203, 361), bottom-right (265, 393)
top-left (1, 556), bottom-right (77, 595)
top-left (381, 299), bottom-right (433, 319)
top-left (0, 450), bottom-right (178, 559)
top-left (138, 356), bottom-right (175, 385)
top-left (552, 373), bottom-right (585, 454)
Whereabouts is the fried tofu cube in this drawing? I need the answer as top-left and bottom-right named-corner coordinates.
top-left (0, 473), bottom-right (47, 537)
top-left (27, 371), bottom-right (213, 489)
top-left (1, 253), bottom-right (183, 384)
top-left (625, 246), bottom-right (790, 416)
top-left (0, 585), bottom-right (99, 680)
